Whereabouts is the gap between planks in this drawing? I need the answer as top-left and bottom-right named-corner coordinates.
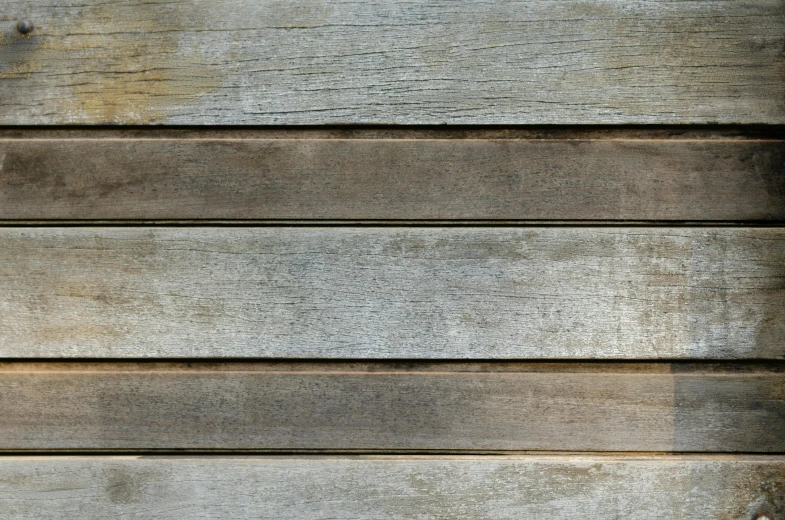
top-left (0, 126), bottom-right (783, 140)
top-left (1, 221), bottom-right (785, 227)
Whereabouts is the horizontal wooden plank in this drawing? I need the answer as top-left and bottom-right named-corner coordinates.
top-left (0, 362), bottom-right (782, 452)
top-left (1, 227), bottom-right (783, 359)
top-left (1, 0), bottom-right (783, 124)
top-left (2, 127), bottom-right (781, 140)
top-left (1, 138), bottom-right (783, 220)
top-left (1, 456), bottom-right (783, 518)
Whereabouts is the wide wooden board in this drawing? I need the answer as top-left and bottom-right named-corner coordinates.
top-left (1, 138), bottom-right (783, 220)
top-left (1, 0), bottom-right (783, 124)
top-left (1, 456), bottom-right (783, 518)
top-left (1, 227), bottom-right (783, 359)
top-left (0, 362), bottom-right (782, 452)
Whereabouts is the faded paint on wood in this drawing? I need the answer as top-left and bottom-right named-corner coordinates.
top-left (0, 456), bottom-right (783, 519)
top-left (0, 362), bottom-right (781, 452)
top-left (1, 0), bottom-right (784, 125)
top-left (0, 138), bottom-right (783, 220)
top-left (0, 227), bottom-right (783, 359)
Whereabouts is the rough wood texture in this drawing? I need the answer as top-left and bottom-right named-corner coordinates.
top-left (1, 127), bottom-right (780, 140)
top-left (0, 362), bottom-right (781, 452)
top-left (1, 138), bottom-right (783, 220)
top-left (1, 456), bottom-right (783, 519)
top-left (1, 0), bottom-right (783, 125)
top-left (1, 227), bottom-right (783, 359)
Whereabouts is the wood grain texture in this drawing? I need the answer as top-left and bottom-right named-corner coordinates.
top-left (1, 227), bottom-right (783, 359)
top-left (1, 0), bottom-right (783, 125)
top-left (1, 138), bottom-right (783, 220)
top-left (1, 456), bottom-right (783, 519)
top-left (0, 362), bottom-right (782, 452)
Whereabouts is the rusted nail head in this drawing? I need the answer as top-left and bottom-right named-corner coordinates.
top-left (16, 19), bottom-right (34, 34)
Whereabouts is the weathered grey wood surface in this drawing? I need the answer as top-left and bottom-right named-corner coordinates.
top-left (1, 138), bottom-right (783, 220)
top-left (1, 227), bottom-right (782, 359)
top-left (1, 456), bottom-right (783, 519)
top-left (1, 0), bottom-right (783, 125)
top-left (0, 362), bottom-right (781, 452)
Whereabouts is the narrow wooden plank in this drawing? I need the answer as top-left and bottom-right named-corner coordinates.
top-left (0, 362), bottom-right (781, 452)
top-left (1, 138), bottom-right (783, 220)
top-left (1, 127), bottom-right (779, 140)
top-left (1, 456), bottom-right (783, 519)
top-left (1, 0), bottom-right (783, 124)
top-left (1, 227), bottom-right (783, 359)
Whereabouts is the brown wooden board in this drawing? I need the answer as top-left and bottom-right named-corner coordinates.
top-left (0, 362), bottom-right (782, 452)
top-left (1, 138), bottom-right (783, 221)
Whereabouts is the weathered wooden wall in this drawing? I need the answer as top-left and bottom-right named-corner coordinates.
top-left (0, 1), bottom-right (783, 518)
